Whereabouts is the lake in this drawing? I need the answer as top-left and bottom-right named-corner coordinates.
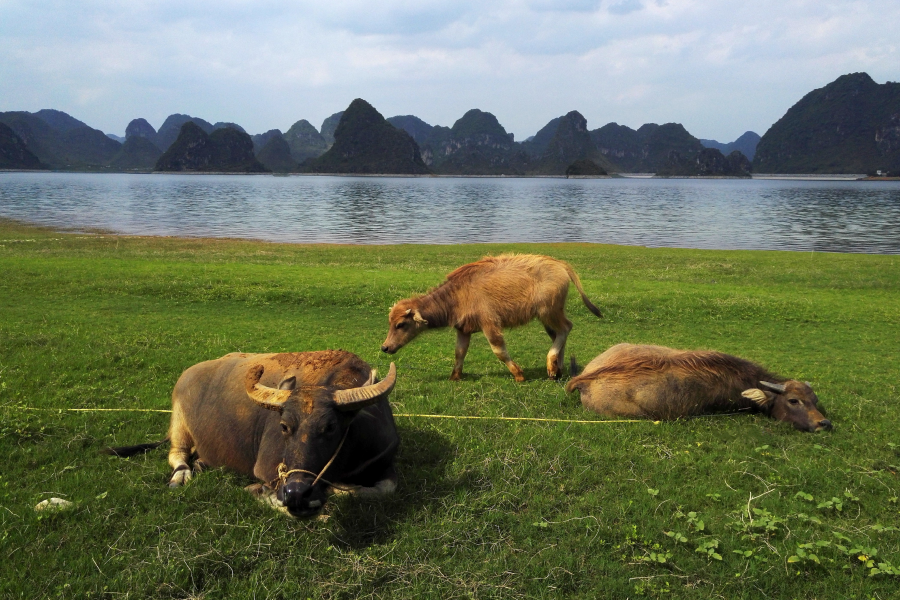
top-left (1, 172), bottom-right (899, 253)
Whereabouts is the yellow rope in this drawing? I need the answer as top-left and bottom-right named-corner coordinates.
top-left (10, 407), bottom-right (175, 413)
top-left (4, 405), bottom-right (657, 424)
top-left (394, 413), bottom-right (652, 424)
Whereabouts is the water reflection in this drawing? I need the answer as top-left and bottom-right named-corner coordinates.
top-left (1, 173), bottom-right (898, 253)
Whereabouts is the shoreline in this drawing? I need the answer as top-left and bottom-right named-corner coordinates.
top-left (3, 169), bottom-right (889, 181)
top-left (2, 216), bottom-right (894, 256)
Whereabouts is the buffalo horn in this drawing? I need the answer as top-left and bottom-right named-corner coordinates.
top-left (333, 363), bottom-right (397, 410)
top-left (759, 381), bottom-right (786, 393)
top-left (245, 365), bottom-right (292, 412)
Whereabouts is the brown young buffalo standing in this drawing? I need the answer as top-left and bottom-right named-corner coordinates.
top-left (566, 343), bottom-right (832, 432)
top-left (381, 254), bottom-right (602, 381)
top-left (107, 350), bottom-right (399, 518)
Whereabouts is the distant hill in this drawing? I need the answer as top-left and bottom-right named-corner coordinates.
top-left (700, 131), bottom-right (760, 161)
top-left (155, 114), bottom-right (215, 152)
top-left (397, 110), bottom-right (614, 175)
top-left (32, 109), bottom-right (89, 133)
top-left (0, 110), bottom-right (120, 169)
top-left (656, 148), bottom-right (752, 177)
top-left (125, 118), bottom-right (159, 146)
top-left (320, 112), bottom-right (344, 147)
top-left (256, 136), bottom-right (297, 173)
top-left (213, 122), bottom-right (245, 133)
top-left (251, 129), bottom-right (283, 154)
top-left (423, 109), bottom-right (522, 175)
top-left (303, 99), bottom-right (429, 175)
top-left (521, 116), bottom-right (563, 157)
top-left (591, 122), bottom-right (704, 172)
top-left (565, 159), bottom-right (606, 177)
top-left (386, 115), bottom-right (434, 148)
top-left (108, 136), bottom-right (162, 171)
top-left (283, 120), bottom-right (328, 163)
top-left (0, 122), bottom-right (46, 169)
top-left (529, 111), bottom-right (613, 175)
top-left (106, 133), bottom-right (125, 143)
top-left (155, 122), bottom-right (268, 172)
top-left (590, 123), bottom-right (644, 171)
top-left (754, 72), bottom-right (900, 174)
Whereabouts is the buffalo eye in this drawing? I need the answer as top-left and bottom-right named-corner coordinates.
top-left (788, 398), bottom-right (800, 405)
top-left (395, 322), bottom-right (405, 330)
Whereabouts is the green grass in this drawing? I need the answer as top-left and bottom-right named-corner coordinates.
top-left (1, 219), bottom-right (899, 599)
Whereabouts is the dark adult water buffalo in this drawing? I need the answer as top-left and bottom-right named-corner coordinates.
top-left (107, 351), bottom-right (399, 517)
top-left (381, 254), bottom-right (602, 381)
top-left (566, 343), bottom-right (832, 432)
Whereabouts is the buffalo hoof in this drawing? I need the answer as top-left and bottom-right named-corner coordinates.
top-left (514, 374), bottom-right (527, 382)
top-left (332, 477), bottom-right (398, 498)
top-left (449, 372), bottom-right (462, 381)
top-left (244, 483), bottom-right (267, 497)
top-left (168, 467), bottom-right (191, 487)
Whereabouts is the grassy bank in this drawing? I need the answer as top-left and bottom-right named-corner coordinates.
top-left (1, 219), bottom-right (898, 599)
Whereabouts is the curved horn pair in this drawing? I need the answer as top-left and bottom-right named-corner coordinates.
top-left (245, 363), bottom-right (397, 413)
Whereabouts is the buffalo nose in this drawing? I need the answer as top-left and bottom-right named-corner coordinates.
top-left (381, 345), bottom-right (389, 353)
top-left (818, 419), bottom-right (833, 431)
top-left (283, 480), bottom-right (313, 505)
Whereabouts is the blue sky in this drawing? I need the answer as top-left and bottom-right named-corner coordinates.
top-left (1, 0), bottom-right (898, 142)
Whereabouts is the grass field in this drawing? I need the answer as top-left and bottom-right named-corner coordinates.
top-left (1, 218), bottom-right (898, 599)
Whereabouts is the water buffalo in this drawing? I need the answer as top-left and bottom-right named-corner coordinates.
top-left (566, 343), bottom-right (832, 432)
top-left (381, 254), bottom-right (602, 381)
top-left (107, 350), bottom-right (399, 517)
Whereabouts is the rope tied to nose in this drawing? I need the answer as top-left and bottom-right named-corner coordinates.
top-left (273, 428), bottom-right (349, 490)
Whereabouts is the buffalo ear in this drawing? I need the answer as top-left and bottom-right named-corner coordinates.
top-left (278, 376), bottom-right (297, 391)
top-left (413, 310), bottom-right (428, 325)
top-left (742, 388), bottom-right (774, 408)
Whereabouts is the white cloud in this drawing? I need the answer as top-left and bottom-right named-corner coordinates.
top-left (0, 0), bottom-right (898, 141)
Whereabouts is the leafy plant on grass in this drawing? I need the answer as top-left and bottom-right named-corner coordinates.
top-left (733, 507), bottom-right (785, 541)
top-left (674, 509), bottom-right (705, 533)
top-left (817, 490), bottom-right (860, 513)
top-left (788, 541), bottom-right (831, 566)
top-left (695, 538), bottom-right (723, 561)
top-left (619, 524), bottom-right (674, 566)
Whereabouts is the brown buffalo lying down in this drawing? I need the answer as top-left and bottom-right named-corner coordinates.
top-left (566, 344), bottom-right (832, 432)
top-left (107, 351), bottom-right (400, 518)
top-left (382, 254), bottom-right (602, 381)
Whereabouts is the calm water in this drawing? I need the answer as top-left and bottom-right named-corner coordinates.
top-left (1, 172), bottom-right (899, 253)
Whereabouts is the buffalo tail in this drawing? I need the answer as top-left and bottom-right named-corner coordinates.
top-left (569, 355), bottom-right (582, 377)
top-left (103, 438), bottom-right (169, 457)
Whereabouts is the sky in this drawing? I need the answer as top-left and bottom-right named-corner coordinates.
top-left (1, 0), bottom-right (899, 143)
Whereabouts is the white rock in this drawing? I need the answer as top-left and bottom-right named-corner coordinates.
top-left (34, 497), bottom-right (74, 512)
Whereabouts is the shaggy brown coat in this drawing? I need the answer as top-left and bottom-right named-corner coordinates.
top-left (381, 254), bottom-right (601, 381)
top-left (566, 343), bottom-right (831, 432)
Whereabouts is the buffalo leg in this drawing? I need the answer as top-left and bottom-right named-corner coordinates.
top-left (544, 325), bottom-right (557, 341)
top-left (542, 316), bottom-right (572, 379)
top-left (167, 402), bottom-right (194, 487)
top-left (483, 325), bottom-right (525, 382)
top-left (546, 328), bottom-right (569, 379)
top-left (450, 330), bottom-right (471, 380)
